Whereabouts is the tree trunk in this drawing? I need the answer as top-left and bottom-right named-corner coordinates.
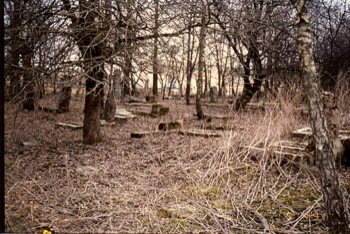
top-left (9, 58), bottom-right (21, 102)
top-left (53, 72), bottom-right (57, 94)
top-left (131, 80), bottom-right (137, 96)
top-left (185, 24), bottom-right (192, 105)
top-left (234, 55), bottom-right (251, 110)
top-left (83, 69), bottom-right (103, 144)
top-left (217, 62), bottom-right (222, 97)
top-left (185, 68), bottom-right (191, 105)
top-left (221, 72), bottom-right (226, 98)
top-left (123, 51), bottom-right (132, 96)
top-left (204, 61), bottom-right (208, 96)
top-left (62, 0), bottom-right (105, 144)
top-left (234, 45), bottom-right (264, 110)
top-left (168, 79), bottom-right (174, 97)
top-left (8, 0), bottom-right (22, 102)
top-left (152, 0), bottom-right (159, 96)
top-left (22, 44), bottom-right (35, 111)
top-left (291, 0), bottom-right (350, 232)
top-left (196, 2), bottom-right (208, 120)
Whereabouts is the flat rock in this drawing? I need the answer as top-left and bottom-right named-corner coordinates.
top-left (178, 129), bottom-right (222, 137)
top-left (292, 127), bottom-right (350, 141)
top-left (115, 109), bottom-right (137, 119)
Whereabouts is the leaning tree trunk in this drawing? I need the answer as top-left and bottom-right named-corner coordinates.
top-left (234, 45), bottom-right (264, 111)
top-left (291, 0), bottom-right (350, 233)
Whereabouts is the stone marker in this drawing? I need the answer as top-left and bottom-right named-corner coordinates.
top-left (209, 87), bottom-right (218, 103)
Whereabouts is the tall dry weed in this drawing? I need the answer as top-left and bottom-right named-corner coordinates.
top-left (335, 71), bottom-right (350, 126)
top-left (184, 85), bottom-right (320, 232)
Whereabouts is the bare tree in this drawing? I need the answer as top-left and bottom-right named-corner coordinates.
top-left (185, 14), bottom-right (198, 105)
top-left (215, 39), bottom-right (229, 97)
top-left (152, 0), bottom-right (160, 96)
top-left (290, 0), bottom-right (350, 232)
top-left (6, 0), bottom-right (22, 101)
top-left (62, 0), bottom-right (106, 144)
top-left (196, 0), bottom-right (209, 120)
top-left (212, 0), bottom-right (293, 110)
top-left (5, 0), bottom-right (56, 109)
top-left (162, 44), bottom-right (182, 98)
top-left (311, 0), bottom-right (350, 89)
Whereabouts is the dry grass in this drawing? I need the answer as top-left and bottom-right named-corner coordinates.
top-left (336, 71), bottom-right (350, 122)
top-left (5, 81), bottom-right (350, 233)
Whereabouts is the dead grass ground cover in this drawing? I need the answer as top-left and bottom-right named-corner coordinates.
top-left (5, 89), bottom-right (350, 233)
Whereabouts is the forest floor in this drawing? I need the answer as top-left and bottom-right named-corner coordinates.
top-left (4, 93), bottom-right (350, 233)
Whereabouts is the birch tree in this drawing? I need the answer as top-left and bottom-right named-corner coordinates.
top-left (290, 0), bottom-right (350, 232)
top-left (196, 0), bottom-right (209, 120)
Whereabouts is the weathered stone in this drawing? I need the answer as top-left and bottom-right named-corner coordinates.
top-left (158, 121), bottom-right (182, 131)
top-left (57, 77), bottom-right (72, 113)
top-left (209, 87), bottom-right (218, 103)
top-left (151, 104), bottom-right (169, 116)
top-left (146, 95), bottom-right (157, 103)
